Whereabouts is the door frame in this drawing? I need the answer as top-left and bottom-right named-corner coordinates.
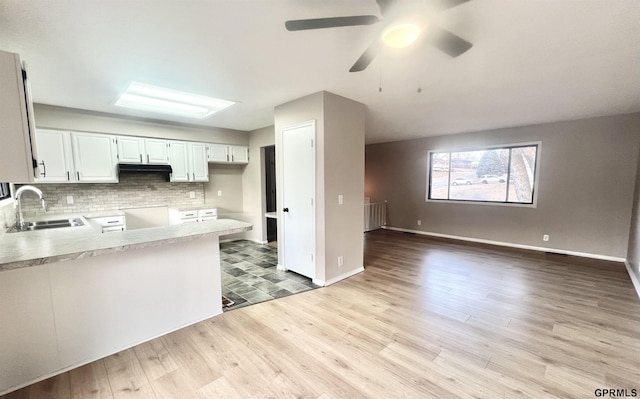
top-left (278, 120), bottom-right (316, 278)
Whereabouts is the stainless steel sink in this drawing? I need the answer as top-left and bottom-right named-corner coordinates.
top-left (9, 218), bottom-right (85, 232)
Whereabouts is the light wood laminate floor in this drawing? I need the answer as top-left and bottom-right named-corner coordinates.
top-left (3, 230), bottom-right (640, 398)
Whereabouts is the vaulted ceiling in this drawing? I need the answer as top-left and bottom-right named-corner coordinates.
top-left (1, 0), bottom-right (639, 143)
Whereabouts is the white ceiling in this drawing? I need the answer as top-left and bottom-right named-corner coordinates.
top-left (1, 0), bottom-right (639, 144)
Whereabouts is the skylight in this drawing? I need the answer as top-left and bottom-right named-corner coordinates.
top-left (115, 82), bottom-right (235, 119)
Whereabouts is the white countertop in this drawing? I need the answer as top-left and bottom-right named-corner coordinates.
top-left (0, 217), bottom-right (251, 272)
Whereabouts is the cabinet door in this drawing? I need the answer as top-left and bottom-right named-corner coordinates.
top-left (168, 141), bottom-right (189, 182)
top-left (190, 143), bottom-right (209, 182)
top-left (117, 136), bottom-right (144, 164)
top-left (229, 145), bottom-right (249, 163)
top-left (145, 139), bottom-right (169, 164)
top-left (0, 51), bottom-right (37, 182)
top-left (71, 132), bottom-right (118, 183)
top-left (208, 143), bottom-right (228, 163)
top-left (34, 129), bottom-right (75, 183)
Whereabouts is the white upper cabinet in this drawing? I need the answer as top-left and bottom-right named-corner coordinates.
top-left (117, 136), bottom-right (169, 164)
top-left (117, 136), bottom-right (145, 164)
top-left (229, 145), bottom-right (249, 164)
top-left (207, 144), bottom-right (248, 164)
top-left (34, 129), bottom-right (75, 183)
top-left (144, 138), bottom-right (169, 164)
top-left (168, 141), bottom-right (189, 182)
top-left (0, 50), bottom-right (37, 182)
top-left (168, 141), bottom-right (209, 182)
top-left (190, 143), bottom-right (209, 182)
top-left (208, 143), bottom-right (229, 163)
top-left (71, 132), bottom-right (118, 183)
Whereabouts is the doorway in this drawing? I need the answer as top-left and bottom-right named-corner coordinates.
top-left (264, 145), bottom-right (277, 244)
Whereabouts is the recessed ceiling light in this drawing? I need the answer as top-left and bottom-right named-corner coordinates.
top-left (115, 82), bottom-right (235, 119)
top-left (382, 23), bottom-right (421, 49)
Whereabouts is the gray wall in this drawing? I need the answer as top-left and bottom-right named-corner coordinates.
top-left (274, 91), bottom-right (365, 283)
top-left (626, 137), bottom-right (640, 285)
top-left (366, 113), bottom-right (640, 258)
top-left (241, 126), bottom-right (275, 243)
top-left (34, 104), bottom-right (249, 145)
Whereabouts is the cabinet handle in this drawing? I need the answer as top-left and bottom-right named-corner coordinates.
top-left (39, 160), bottom-right (46, 177)
top-left (77, 171), bottom-right (80, 180)
top-left (107, 220), bottom-right (119, 224)
top-left (139, 154), bottom-right (142, 163)
top-left (67, 171), bottom-right (70, 181)
top-left (147, 154), bottom-right (150, 163)
top-left (226, 154), bottom-right (229, 162)
top-left (231, 154), bottom-right (234, 162)
top-left (192, 172), bottom-right (195, 181)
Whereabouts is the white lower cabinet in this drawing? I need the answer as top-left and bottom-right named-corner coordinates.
top-left (34, 129), bottom-right (75, 183)
top-left (71, 132), bottom-right (118, 183)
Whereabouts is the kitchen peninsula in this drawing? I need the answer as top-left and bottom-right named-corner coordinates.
top-left (0, 218), bottom-right (251, 395)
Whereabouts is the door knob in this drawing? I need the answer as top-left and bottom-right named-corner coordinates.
top-left (283, 208), bottom-right (289, 212)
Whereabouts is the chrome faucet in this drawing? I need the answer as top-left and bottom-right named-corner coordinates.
top-left (15, 185), bottom-right (48, 230)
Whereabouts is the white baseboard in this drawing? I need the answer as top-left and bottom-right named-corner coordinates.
top-left (314, 266), bottom-right (365, 287)
top-left (382, 226), bottom-right (626, 262)
top-left (624, 261), bottom-right (640, 300)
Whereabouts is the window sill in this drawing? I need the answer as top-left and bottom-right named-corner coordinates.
top-left (426, 198), bottom-right (537, 208)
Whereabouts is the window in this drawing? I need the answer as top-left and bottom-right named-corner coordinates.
top-left (427, 143), bottom-right (539, 205)
top-left (0, 183), bottom-right (10, 201)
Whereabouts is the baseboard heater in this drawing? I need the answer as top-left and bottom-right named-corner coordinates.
top-left (117, 163), bottom-right (173, 181)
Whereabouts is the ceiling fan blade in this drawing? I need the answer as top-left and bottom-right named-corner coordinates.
top-left (376, 0), bottom-right (399, 17)
top-left (431, 0), bottom-right (472, 12)
top-left (349, 39), bottom-right (382, 72)
top-left (426, 26), bottom-right (472, 57)
top-left (285, 15), bottom-right (379, 31)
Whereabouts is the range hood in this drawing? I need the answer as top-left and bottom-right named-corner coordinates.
top-left (117, 163), bottom-right (173, 181)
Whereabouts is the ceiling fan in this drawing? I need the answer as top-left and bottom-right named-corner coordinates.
top-left (285, 0), bottom-right (473, 72)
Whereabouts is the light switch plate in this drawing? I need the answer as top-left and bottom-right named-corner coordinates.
top-left (338, 194), bottom-right (343, 205)
top-left (66, 195), bottom-right (74, 204)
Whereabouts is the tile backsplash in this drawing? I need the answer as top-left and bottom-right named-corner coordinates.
top-left (16, 174), bottom-right (205, 218)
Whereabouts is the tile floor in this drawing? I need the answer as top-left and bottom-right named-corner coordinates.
top-left (220, 240), bottom-right (319, 311)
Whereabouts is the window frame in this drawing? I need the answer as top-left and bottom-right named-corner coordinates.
top-left (425, 141), bottom-right (542, 208)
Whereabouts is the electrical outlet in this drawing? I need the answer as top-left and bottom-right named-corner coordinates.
top-left (217, 190), bottom-right (223, 197)
top-left (543, 234), bottom-right (549, 242)
top-left (66, 195), bottom-right (73, 204)
top-left (189, 191), bottom-right (195, 199)
top-left (338, 256), bottom-right (344, 267)
top-left (417, 220), bottom-right (421, 226)
top-left (338, 194), bottom-right (343, 205)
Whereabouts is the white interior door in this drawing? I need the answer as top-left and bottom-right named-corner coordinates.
top-left (281, 122), bottom-right (315, 279)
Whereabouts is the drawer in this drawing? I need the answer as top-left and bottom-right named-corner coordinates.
top-left (198, 208), bottom-right (217, 218)
top-left (177, 210), bottom-right (198, 219)
top-left (91, 216), bottom-right (125, 227)
top-left (102, 225), bottom-right (125, 233)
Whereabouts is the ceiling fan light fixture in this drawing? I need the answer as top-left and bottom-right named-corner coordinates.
top-left (382, 23), bottom-right (421, 48)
